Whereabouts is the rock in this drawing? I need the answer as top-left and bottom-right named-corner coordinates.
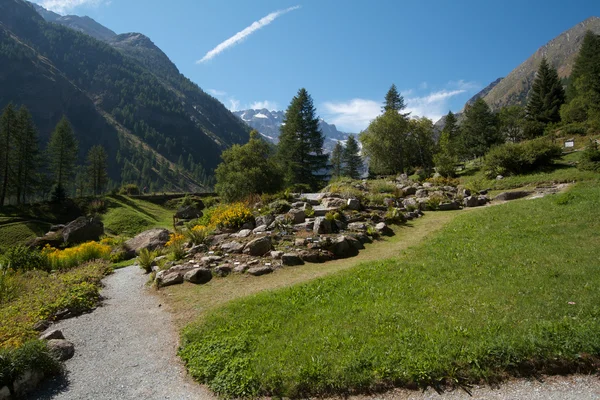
top-left (494, 191), bottom-right (531, 201)
top-left (282, 253), bottom-right (304, 266)
top-left (220, 241), bottom-right (244, 254)
top-left (62, 217), bottom-right (104, 244)
top-left (422, 182), bottom-right (434, 188)
top-left (375, 222), bottom-right (393, 236)
top-left (354, 232), bottom-right (371, 244)
top-left (415, 189), bottom-right (428, 198)
top-left (33, 320), bottom-right (51, 332)
top-left (210, 233), bottom-right (231, 246)
top-left (348, 222), bottom-right (367, 231)
top-left (294, 238), bottom-right (307, 247)
top-left (288, 209), bottom-right (306, 224)
top-left (241, 221), bottom-right (255, 230)
top-left (47, 339), bottom-right (75, 361)
top-left (233, 264), bottom-right (249, 273)
top-left (271, 250), bottom-right (284, 259)
top-left (327, 236), bottom-right (352, 258)
top-left (299, 250), bottom-right (334, 263)
top-left (39, 329), bottom-right (65, 341)
top-left (313, 217), bottom-right (332, 234)
top-left (291, 201), bottom-right (307, 208)
top-left (248, 266), bottom-right (274, 276)
top-left (123, 228), bottom-right (170, 257)
top-left (234, 229), bottom-right (252, 238)
top-left (438, 201), bottom-right (460, 211)
top-left (183, 268), bottom-right (212, 284)
top-left (463, 196), bottom-right (480, 208)
top-left (200, 255), bottom-right (223, 264)
top-left (496, 175), bottom-right (504, 180)
top-left (479, 189), bottom-right (489, 195)
top-left (49, 224), bottom-right (65, 232)
top-left (253, 224), bottom-right (268, 234)
top-left (347, 198), bottom-right (360, 210)
top-left (478, 195), bottom-right (490, 206)
top-left (255, 215), bottom-right (275, 228)
top-left (321, 197), bottom-right (346, 208)
top-left (214, 265), bottom-right (232, 277)
top-left (175, 205), bottom-right (202, 220)
top-left (313, 206), bottom-right (337, 217)
top-left (346, 235), bottom-right (364, 250)
top-left (28, 233), bottom-right (63, 249)
top-left (243, 236), bottom-right (272, 256)
top-left (402, 186), bottom-right (417, 196)
top-left (384, 198), bottom-right (395, 207)
top-left (403, 197), bottom-right (418, 210)
top-left (294, 221), bottom-right (314, 231)
top-left (157, 271), bottom-right (184, 287)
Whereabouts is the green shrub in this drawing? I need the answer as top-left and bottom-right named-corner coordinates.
top-left (384, 208), bottom-right (405, 224)
top-left (185, 225), bottom-right (213, 246)
top-left (269, 200), bottom-right (292, 215)
top-left (0, 340), bottom-right (62, 396)
top-left (561, 123), bottom-right (587, 136)
top-left (0, 267), bottom-right (16, 304)
top-left (426, 194), bottom-right (444, 210)
top-left (483, 139), bottom-right (562, 178)
top-left (2, 246), bottom-right (49, 272)
top-left (137, 248), bottom-right (157, 273)
top-left (578, 141), bottom-right (600, 172)
top-left (119, 184), bottom-right (140, 196)
top-left (369, 180), bottom-right (396, 194)
top-left (367, 193), bottom-right (386, 206)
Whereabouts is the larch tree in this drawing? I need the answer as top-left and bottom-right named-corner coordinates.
top-left (342, 134), bottom-right (363, 179)
top-left (87, 145), bottom-right (109, 196)
top-left (277, 88), bottom-right (328, 190)
top-left (14, 107), bottom-right (41, 204)
top-left (329, 142), bottom-right (344, 179)
top-left (0, 104), bottom-right (17, 206)
top-left (48, 117), bottom-right (78, 201)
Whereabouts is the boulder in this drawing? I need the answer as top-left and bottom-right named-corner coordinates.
top-left (62, 217), bottom-right (104, 244)
top-left (402, 186), bottom-right (417, 196)
top-left (123, 228), bottom-right (170, 257)
top-left (294, 221), bottom-right (315, 231)
top-left (438, 201), bottom-right (460, 211)
top-left (348, 222), bottom-right (368, 231)
top-left (234, 229), bottom-right (252, 238)
top-left (294, 238), bottom-right (307, 247)
top-left (241, 221), bottom-right (255, 230)
top-left (47, 339), bottom-right (75, 361)
top-left (313, 217), bottom-right (332, 234)
top-left (175, 205), bottom-right (202, 220)
top-left (33, 320), bottom-right (52, 332)
top-left (299, 250), bottom-right (334, 263)
top-left (271, 250), bottom-right (284, 259)
top-left (422, 182), bottom-right (434, 188)
top-left (39, 329), bottom-right (64, 341)
top-left (327, 236), bottom-right (352, 258)
top-left (214, 265), bottom-right (232, 277)
top-left (282, 253), bottom-right (304, 266)
top-left (255, 215), bottom-right (275, 228)
top-left (220, 241), bottom-right (244, 254)
top-left (28, 233), bottom-right (63, 249)
top-left (288, 209), bottom-right (306, 224)
top-left (183, 268), bottom-right (212, 284)
top-left (210, 234), bottom-right (231, 246)
top-left (253, 224), bottom-right (268, 234)
top-left (346, 198), bottom-right (360, 210)
top-left (321, 197), bottom-right (346, 208)
top-left (463, 196), bottom-right (479, 208)
top-left (233, 264), bottom-right (249, 273)
top-left (494, 191), bottom-right (531, 201)
top-left (313, 206), bottom-right (337, 217)
top-left (248, 266), bottom-right (274, 276)
top-left (157, 271), bottom-right (184, 287)
top-left (345, 235), bottom-right (364, 251)
top-left (403, 197), bottom-right (418, 210)
top-left (375, 222), bottom-right (393, 236)
top-left (49, 224), bottom-right (65, 232)
top-left (478, 195), bottom-right (490, 206)
top-left (200, 255), bottom-right (223, 264)
top-left (243, 236), bottom-right (272, 256)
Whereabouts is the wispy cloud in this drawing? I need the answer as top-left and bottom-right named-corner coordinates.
top-left (34, 0), bottom-right (109, 14)
top-left (250, 100), bottom-right (279, 110)
top-left (197, 5), bottom-right (301, 64)
top-left (322, 81), bottom-right (480, 132)
top-left (207, 89), bottom-right (227, 97)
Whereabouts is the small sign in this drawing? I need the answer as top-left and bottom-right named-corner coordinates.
top-left (564, 140), bottom-right (575, 148)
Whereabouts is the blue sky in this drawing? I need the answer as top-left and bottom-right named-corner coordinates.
top-left (34, 0), bottom-right (600, 132)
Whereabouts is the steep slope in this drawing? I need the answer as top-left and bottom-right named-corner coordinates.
top-left (0, 0), bottom-right (251, 191)
top-left (234, 109), bottom-right (351, 152)
top-left (482, 16), bottom-right (600, 110)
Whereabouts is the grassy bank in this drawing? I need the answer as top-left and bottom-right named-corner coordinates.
top-left (102, 195), bottom-right (174, 237)
top-left (180, 181), bottom-right (600, 398)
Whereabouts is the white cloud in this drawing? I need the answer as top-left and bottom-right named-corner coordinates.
top-left (34, 0), bottom-right (109, 14)
top-left (404, 89), bottom-right (467, 123)
top-left (322, 99), bottom-right (381, 133)
top-left (207, 89), bottom-right (227, 97)
top-left (228, 98), bottom-right (241, 112)
top-left (448, 79), bottom-right (480, 91)
top-left (249, 100), bottom-right (279, 110)
top-left (197, 5), bottom-right (300, 64)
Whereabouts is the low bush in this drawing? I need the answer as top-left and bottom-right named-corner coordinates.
top-left (42, 241), bottom-right (111, 271)
top-left (2, 246), bottom-right (48, 272)
top-left (209, 203), bottom-right (254, 230)
top-left (137, 248), bottom-right (158, 273)
top-left (0, 340), bottom-right (62, 397)
top-left (119, 184), bottom-right (140, 196)
top-left (482, 139), bottom-right (562, 178)
top-left (185, 225), bottom-right (213, 246)
top-left (369, 180), bottom-right (396, 194)
top-left (166, 233), bottom-right (186, 261)
top-left (268, 200), bottom-right (292, 215)
top-left (578, 141), bottom-right (600, 172)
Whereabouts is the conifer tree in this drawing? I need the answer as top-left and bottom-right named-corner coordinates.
top-left (13, 107), bottom-right (41, 204)
top-left (342, 135), bottom-right (362, 179)
top-left (525, 57), bottom-right (565, 126)
top-left (442, 111), bottom-right (460, 141)
top-left (0, 104), bottom-right (16, 206)
top-left (48, 117), bottom-right (78, 200)
top-left (277, 89), bottom-right (328, 189)
top-left (459, 98), bottom-right (502, 159)
top-left (87, 145), bottom-right (109, 196)
top-left (383, 84), bottom-right (410, 118)
top-left (329, 142), bottom-right (343, 179)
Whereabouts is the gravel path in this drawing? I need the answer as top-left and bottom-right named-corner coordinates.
top-left (28, 266), bottom-right (215, 400)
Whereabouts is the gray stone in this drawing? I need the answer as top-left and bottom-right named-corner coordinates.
top-left (247, 266), bottom-right (274, 276)
top-left (463, 196), bottom-right (479, 208)
top-left (39, 329), bottom-right (64, 341)
top-left (123, 228), bottom-right (170, 257)
top-left (220, 241), bottom-right (244, 254)
top-left (496, 175), bottom-right (504, 180)
top-left (402, 186), bottom-right (417, 196)
top-left (175, 205), bottom-right (202, 220)
top-left (47, 339), bottom-right (75, 361)
top-left (271, 250), bottom-right (284, 259)
top-left (346, 198), bottom-right (360, 210)
top-left (210, 233), bottom-right (231, 246)
top-left (288, 208), bottom-right (306, 224)
top-left (294, 238), bottom-right (307, 247)
top-left (255, 215), bottom-right (275, 228)
top-left (438, 201), bottom-right (460, 211)
top-left (375, 222), bottom-right (393, 236)
top-left (299, 250), bottom-right (334, 263)
top-left (253, 224), bottom-right (268, 234)
top-left (214, 265), bottom-right (232, 277)
top-left (422, 182), bottom-right (434, 188)
top-left (313, 206), bottom-right (337, 217)
top-left (234, 229), bottom-right (252, 238)
top-left (183, 268), bottom-right (212, 284)
top-left (157, 271), bottom-right (184, 287)
top-left (415, 189), bottom-right (428, 198)
top-left (327, 236), bottom-right (351, 258)
top-left (495, 191), bottom-right (531, 201)
top-left (33, 320), bottom-right (51, 332)
top-left (313, 217), bottom-right (332, 234)
top-left (200, 255), bottom-right (222, 264)
top-left (282, 253), bottom-right (304, 266)
top-left (62, 217), bottom-right (104, 245)
top-left (321, 197), bottom-right (346, 208)
top-left (403, 197), bottom-right (418, 210)
top-left (294, 221), bottom-right (314, 231)
top-left (348, 222), bottom-right (368, 231)
top-left (243, 236), bottom-right (272, 256)
top-left (478, 195), bottom-right (490, 206)
top-left (241, 221), bottom-right (255, 230)
top-left (346, 235), bottom-right (364, 250)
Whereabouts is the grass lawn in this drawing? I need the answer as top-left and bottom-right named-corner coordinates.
top-left (102, 195), bottom-right (174, 237)
top-left (179, 180), bottom-right (600, 398)
top-left (0, 220), bottom-right (50, 250)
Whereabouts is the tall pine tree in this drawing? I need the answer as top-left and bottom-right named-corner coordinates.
top-left (459, 98), bottom-right (502, 159)
top-left (48, 117), bottom-right (78, 200)
top-left (14, 107), bottom-right (41, 204)
top-left (87, 145), bottom-right (109, 196)
top-left (277, 89), bottom-right (328, 190)
top-left (329, 142), bottom-right (343, 179)
top-left (0, 104), bottom-right (16, 206)
top-left (525, 57), bottom-right (565, 126)
top-left (342, 135), bottom-right (363, 179)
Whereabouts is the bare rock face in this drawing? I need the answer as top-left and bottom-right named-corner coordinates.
top-left (243, 236), bottom-right (272, 257)
top-left (62, 217), bottom-right (104, 244)
top-left (123, 228), bottom-right (170, 258)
